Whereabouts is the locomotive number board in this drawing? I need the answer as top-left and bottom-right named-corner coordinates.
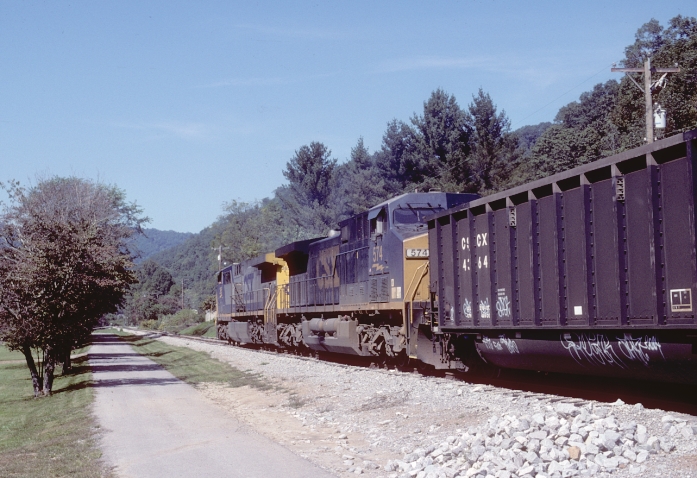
top-left (406, 248), bottom-right (429, 258)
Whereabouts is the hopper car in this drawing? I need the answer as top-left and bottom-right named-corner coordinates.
top-left (216, 128), bottom-right (697, 383)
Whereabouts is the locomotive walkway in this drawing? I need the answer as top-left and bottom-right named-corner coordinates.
top-left (89, 333), bottom-right (334, 478)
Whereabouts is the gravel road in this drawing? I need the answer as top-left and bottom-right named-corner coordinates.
top-left (89, 332), bottom-right (334, 478)
top-left (146, 333), bottom-right (697, 478)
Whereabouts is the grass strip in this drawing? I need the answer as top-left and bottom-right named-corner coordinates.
top-left (107, 329), bottom-right (272, 390)
top-left (178, 321), bottom-right (215, 337)
top-left (0, 346), bottom-right (112, 478)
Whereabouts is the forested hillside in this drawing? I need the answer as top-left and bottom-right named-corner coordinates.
top-left (122, 15), bottom-right (697, 327)
top-left (131, 228), bottom-right (194, 262)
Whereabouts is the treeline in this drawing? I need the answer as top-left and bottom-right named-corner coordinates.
top-left (122, 15), bottom-right (697, 325)
top-left (131, 228), bottom-right (193, 263)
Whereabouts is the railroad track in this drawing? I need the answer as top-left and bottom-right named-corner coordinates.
top-left (126, 328), bottom-right (697, 415)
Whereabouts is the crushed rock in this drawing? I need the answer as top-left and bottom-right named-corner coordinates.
top-left (154, 334), bottom-right (697, 478)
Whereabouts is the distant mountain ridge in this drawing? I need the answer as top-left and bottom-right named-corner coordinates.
top-left (132, 228), bottom-right (194, 263)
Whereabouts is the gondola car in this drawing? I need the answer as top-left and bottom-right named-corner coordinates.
top-left (425, 129), bottom-right (697, 383)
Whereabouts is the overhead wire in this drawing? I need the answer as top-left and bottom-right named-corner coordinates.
top-left (511, 62), bottom-right (618, 129)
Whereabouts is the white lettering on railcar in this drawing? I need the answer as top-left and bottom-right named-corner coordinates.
top-left (482, 337), bottom-right (502, 351)
top-left (496, 292), bottom-right (511, 318)
top-left (561, 333), bottom-right (666, 368)
top-left (463, 299), bottom-right (472, 319)
top-left (481, 336), bottom-right (520, 354)
top-left (561, 334), bottom-right (626, 368)
top-left (479, 298), bottom-right (491, 320)
top-left (499, 336), bottom-right (520, 354)
top-left (617, 334), bottom-right (665, 365)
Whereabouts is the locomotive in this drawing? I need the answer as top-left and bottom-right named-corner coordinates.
top-left (215, 191), bottom-right (477, 362)
top-left (217, 128), bottom-right (697, 383)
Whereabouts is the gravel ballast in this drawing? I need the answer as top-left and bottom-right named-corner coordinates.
top-left (151, 334), bottom-right (697, 478)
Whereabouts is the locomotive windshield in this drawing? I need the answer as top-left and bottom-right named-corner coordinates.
top-left (393, 207), bottom-right (443, 225)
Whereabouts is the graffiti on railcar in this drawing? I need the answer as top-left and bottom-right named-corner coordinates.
top-left (479, 298), bottom-right (491, 320)
top-left (463, 298), bottom-right (472, 319)
top-left (496, 289), bottom-right (511, 318)
top-left (617, 334), bottom-right (665, 365)
top-left (561, 334), bottom-right (626, 368)
top-left (561, 333), bottom-right (666, 368)
top-left (499, 336), bottom-right (520, 354)
top-left (482, 336), bottom-right (520, 354)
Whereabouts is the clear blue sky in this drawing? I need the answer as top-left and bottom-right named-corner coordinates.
top-left (1, 1), bottom-right (693, 232)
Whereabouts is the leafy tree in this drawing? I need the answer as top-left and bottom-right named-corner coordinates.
top-left (331, 137), bottom-right (389, 220)
top-left (528, 81), bottom-right (620, 178)
top-left (0, 177), bottom-right (146, 396)
top-left (614, 16), bottom-right (697, 144)
top-left (137, 259), bottom-right (175, 297)
top-left (280, 142), bottom-right (338, 235)
top-left (507, 122), bottom-right (552, 186)
top-left (375, 90), bottom-right (472, 194)
top-left (214, 197), bottom-right (301, 264)
top-left (148, 225), bottom-right (220, 309)
top-left (410, 88), bottom-right (472, 191)
top-left (374, 119), bottom-right (420, 195)
top-left (466, 89), bottom-right (518, 192)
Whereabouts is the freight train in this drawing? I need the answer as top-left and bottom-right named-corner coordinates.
top-left (216, 129), bottom-right (697, 383)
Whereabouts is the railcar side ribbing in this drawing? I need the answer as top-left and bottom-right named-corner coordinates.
top-left (426, 129), bottom-right (697, 383)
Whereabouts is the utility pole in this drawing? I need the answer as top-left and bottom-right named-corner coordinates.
top-left (213, 244), bottom-right (230, 272)
top-left (612, 59), bottom-right (680, 143)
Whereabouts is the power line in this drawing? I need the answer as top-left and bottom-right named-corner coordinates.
top-left (511, 63), bottom-right (616, 130)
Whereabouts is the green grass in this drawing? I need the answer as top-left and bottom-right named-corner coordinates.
top-left (0, 345), bottom-right (24, 362)
top-left (0, 345), bottom-right (112, 478)
top-left (203, 323), bottom-right (218, 338)
top-left (108, 330), bottom-right (272, 390)
top-left (179, 321), bottom-right (215, 337)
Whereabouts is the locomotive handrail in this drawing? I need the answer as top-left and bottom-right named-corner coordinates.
top-left (277, 274), bottom-right (340, 308)
top-left (405, 262), bottom-right (429, 302)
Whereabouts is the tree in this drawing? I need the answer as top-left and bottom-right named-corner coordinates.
top-left (410, 89), bottom-right (472, 191)
top-left (466, 89), bottom-right (518, 192)
top-left (137, 259), bottom-right (175, 297)
top-left (614, 16), bottom-right (697, 144)
top-left (0, 177), bottom-right (146, 396)
top-left (280, 142), bottom-right (337, 235)
top-left (374, 119), bottom-right (420, 195)
top-left (528, 81), bottom-right (620, 178)
top-left (375, 90), bottom-right (472, 194)
top-left (331, 137), bottom-right (389, 220)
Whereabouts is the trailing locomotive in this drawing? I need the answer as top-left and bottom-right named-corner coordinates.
top-left (215, 191), bottom-right (476, 361)
top-left (216, 129), bottom-right (697, 383)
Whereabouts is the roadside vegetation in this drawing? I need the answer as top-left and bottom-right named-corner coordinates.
top-left (110, 330), bottom-right (271, 390)
top-left (178, 321), bottom-right (217, 337)
top-left (0, 345), bottom-right (111, 478)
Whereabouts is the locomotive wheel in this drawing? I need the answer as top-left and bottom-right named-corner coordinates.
top-left (393, 351), bottom-right (410, 371)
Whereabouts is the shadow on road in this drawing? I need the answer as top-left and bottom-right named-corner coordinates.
top-left (89, 363), bottom-right (166, 373)
top-left (71, 333), bottom-right (183, 391)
